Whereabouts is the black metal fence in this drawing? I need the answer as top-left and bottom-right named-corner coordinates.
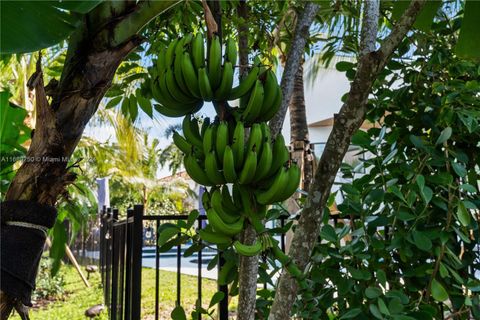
top-left (99, 205), bottom-right (288, 320)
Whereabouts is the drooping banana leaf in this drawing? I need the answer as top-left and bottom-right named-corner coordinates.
top-left (0, 1), bottom-right (103, 54)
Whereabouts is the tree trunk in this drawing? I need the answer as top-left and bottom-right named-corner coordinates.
top-left (0, 1), bottom-right (179, 317)
top-left (235, 2), bottom-right (259, 320)
top-left (269, 2), bottom-right (320, 138)
top-left (268, 1), bottom-right (426, 319)
top-left (288, 62), bottom-right (314, 192)
top-left (237, 224), bottom-right (258, 320)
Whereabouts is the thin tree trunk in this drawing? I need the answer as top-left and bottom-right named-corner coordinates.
top-left (235, 2), bottom-right (259, 319)
top-left (1, 1), bottom-right (179, 317)
top-left (268, 1), bottom-right (426, 319)
top-left (288, 62), bottom-right (313, 191)
top-left (269, 2), bottom-right (320, 138)
top-left (237, 0), bottom-right (249, 78)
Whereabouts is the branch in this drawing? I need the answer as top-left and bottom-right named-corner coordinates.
top-left (268, 1), bottom-right (426, 319)
top-left (269, 1), bottom-right (320, 137)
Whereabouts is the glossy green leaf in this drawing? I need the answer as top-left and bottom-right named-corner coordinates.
top-left (208, 291), bottom-right (225, 309)
top-left (412, 230), bottom-right (432, 251)
top-left (320, 224), bottom-right (337, 243)
top-left (336, 61), bottom-right (355, 72)
top-left (456, 202), bottom-right (471, 227)
top-left (431, 279), bottom-right (448, 302)
top-left (392, 1), bottom-right (441, 32)
top-left (129, 95), bottom-right (138, 121)
top-left (365, 287), bottom-right (382, 299)
top-left (157, 223), bottom-right (180, 247)
top-left (1, 2), bottom-right (79, 54)
top-left (435, 127), bottom-right (452, 145)
top-left (416, 175), bottom-right (425, 191)
top-left (451, 162), bottom-right (467, 177)
top-left (171, 305), bottom-right (187, 320)
top-left (105, 96), bottom-right (122, 109)
top-left (49, 220), bottom-right (68, 276)
top-left (137, 95), bottom-right (153, 118)
top-left (340, 308), bottom-right (362, 319)
top-left (456, 0), bottom-right (480, 59)
top-left (376, 269), bottom-right (387, 286)
top-left (369, 304), bottom-right (383, 319)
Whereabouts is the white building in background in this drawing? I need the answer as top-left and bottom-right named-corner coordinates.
top-left (282, 58), bottom-right (352, 146)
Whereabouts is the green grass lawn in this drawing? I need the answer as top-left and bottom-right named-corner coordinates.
top-left (11, 265), bottom-right (236, 320)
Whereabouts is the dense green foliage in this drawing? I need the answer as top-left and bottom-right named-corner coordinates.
top-left (293, 17), bottom-right (480, 320)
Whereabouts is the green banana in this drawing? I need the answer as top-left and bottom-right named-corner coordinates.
top-left (231, 121), bottom-right (245, 170)
top-left (173, 37), bottom-right (190, 95)
top-left (154, 103), bottom-right (202, 118)
top-left (271, 243), bottom-right (290, 265)
top-left (238, 150), bottom-right (257, 185)
top-left (165, 38), bottom-right (179, 68)
top-left (155, 48), bottom-right (167, 75)
top-left (198, 228), bottom-right (232, 245)
top-left (274, 164), bottom-right (301, 202)
top-left (242, 80), bottom-right (264, 124)
top-left (184, 154), bottom-right (213, 186)
top-left (182, 115), bottom-right (204, 149)
top-left (255, 167), bottom-right (289, 205)
top-left (198, 67), bottom-right (214, 101)
top-left (165, 68), bottom-right (197, 104)
top-left (215, 121), bottom-right (229, 163)
top-left (200, 117), bottom-right (210, 137)
top-left (286, 261), bottom-right (303, 279)
top-left (213, 61), bottom-right (234, 101)
top-left (222, 146), bottom-right (238, 183)
top-left (211, 188), bottom-right (240, 224)
top-left (191, 32), bottom-right (205, 69)
top-left (252, 141), bottom-right (272, 183)
top-left (233, 240), bottom-right (262, 256)
top-left (205, 151), bottom-right (226, 185)
top-left (221, 185), bottom-right (240, 212)
top-left (202, 123), bottom-right (216, 155)
top-left (260, 70), bottom-right (278, 111)
top-left (232, 184), bottom-right (244, 210)
top-left (229, 66), bottom-right (260, 100)
top-left (218, 259), bottom-right (236, 285)
top-left (267, 134), bottom-right (289, 177)
top-left (208, 35), bottom-right (222, 90)
top-left (225, 38), bottom-right (237, 64)
top-left (246, 123), bottom-right (263, 154)
top-left (260, 123), bottom-right (272, 151)
top-left (201, 189), bottom-right (211, 210)
top-left (206, 208), bottom-right (244, 236)
top-left (172, 131), bottom-right (192, 154)
top-left (181, 52), bottom-right (202, 98)
top-left (155, 72), bottom-right (191, 109)
top-left (257, 83), bottom-right (282, 122)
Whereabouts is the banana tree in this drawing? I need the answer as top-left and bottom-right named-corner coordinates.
top-left (0, 1), bottom-right (180, 317)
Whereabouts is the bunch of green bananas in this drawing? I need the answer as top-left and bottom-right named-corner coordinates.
top-left (174, 117), bottom-right (300, 257)
top-left (229, 59), bottom-right (283, 126)
top-left (150, 32), bottom-right (303, 280)
top-left (149, 32), bottom-right (282, 124)
top-left (175, 117), bottom-right (300, 201)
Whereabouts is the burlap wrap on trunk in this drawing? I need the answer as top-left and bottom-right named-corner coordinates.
top-left (1, 200), bottom-right (57, 306)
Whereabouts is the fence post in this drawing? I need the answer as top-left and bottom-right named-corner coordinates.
top-left (217, 251), bottom-right (229, 320)
top-left (131, 205), bottom-right (144, 320)
top-left (125, 208), bottom-right (133, 320)
top-left (111, 208), bottom-right (119, 320)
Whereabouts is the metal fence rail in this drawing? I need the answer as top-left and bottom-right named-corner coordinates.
top-left (100, 205), bottom-right (285, 320)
